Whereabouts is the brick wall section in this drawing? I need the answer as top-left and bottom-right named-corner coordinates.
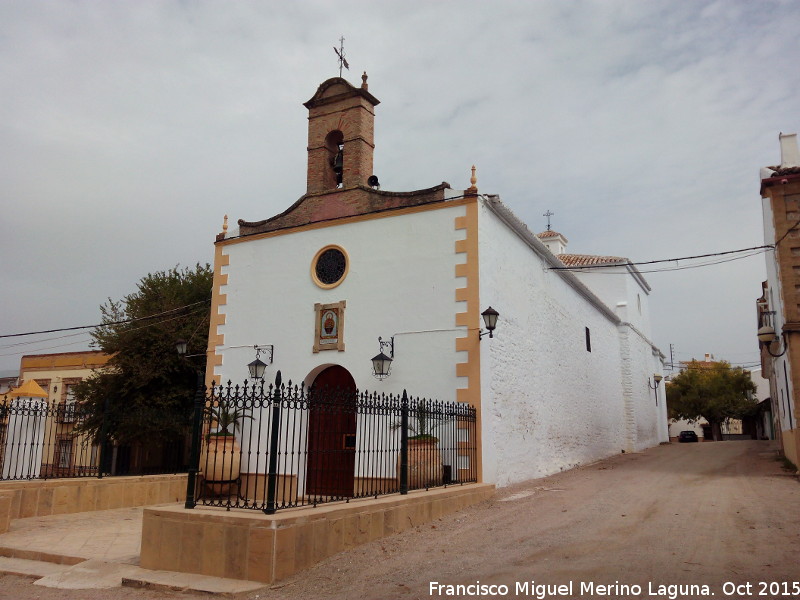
top-left (766, 185), bottom-right (800, 324)
top-left (304, 78), bottom-right (379, 194)
top-left (235, 76), bottom-right (453, 238)
top-left (237, 184), bottom-right (450, 236)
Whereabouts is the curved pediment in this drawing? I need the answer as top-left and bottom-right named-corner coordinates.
top-left (236, 183), bottom-right (451, 237)
top-left (303, 77), bottom-right (379, 109)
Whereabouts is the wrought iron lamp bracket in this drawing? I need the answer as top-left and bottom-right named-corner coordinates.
top-left (378, 336), bottom-right (394, 359)
top-left (371, 336), bottom-right (394, 380)
top-left (254, 345), bottom-right (274, 365)
top-left (764, 337), bottom-right (788, 358)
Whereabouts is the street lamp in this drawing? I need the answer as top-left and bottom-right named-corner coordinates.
top-left (248, 345), bottom-right (273, 380)
top-left (248, 358), bottom-right (267, 380)
top-left (371, 337), bottom-right (394, 380)
top-left (648, 373), bottom-right (663, 405)
top-left (479, 307), bottom-right (500, 340)
top-left (757, 325), bottom-right (788, 357)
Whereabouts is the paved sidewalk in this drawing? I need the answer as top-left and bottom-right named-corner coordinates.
top-left (0, 505), bottom-right (144, 565)
top-left (0, 504), bottom-right (266, 594)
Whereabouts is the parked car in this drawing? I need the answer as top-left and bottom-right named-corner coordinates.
top-left (679, 430), bottom-right (699, 443)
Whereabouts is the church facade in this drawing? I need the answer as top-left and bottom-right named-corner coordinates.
top-left (205, 75), bottom-right (667, 488)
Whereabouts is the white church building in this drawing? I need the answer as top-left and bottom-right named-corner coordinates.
top-left (204, 75), bottom-right (668, 488)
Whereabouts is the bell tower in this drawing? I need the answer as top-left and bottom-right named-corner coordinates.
top-left (303, 73), bottom-right (380, 194)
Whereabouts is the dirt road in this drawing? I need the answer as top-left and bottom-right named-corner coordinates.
top-left (1, 441), bottom-right (798, 600)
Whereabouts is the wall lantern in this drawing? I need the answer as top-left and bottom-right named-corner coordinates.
top-left (371, 336), bottom-right (394, 380)
top-left (479, 306), bottom-right (500, 340)
top-left (758, 325), bottom-right (788, 357)
top-left (248, 345), bottom-right (274, 380)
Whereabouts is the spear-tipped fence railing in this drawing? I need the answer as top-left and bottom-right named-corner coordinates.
top-left (0, 396), bottom-right (188, 481)
top-left (187, 372), bottom-right (478, 513)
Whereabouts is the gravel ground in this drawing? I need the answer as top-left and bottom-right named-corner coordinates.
top-left (0, 440), bottom-right (797, 600)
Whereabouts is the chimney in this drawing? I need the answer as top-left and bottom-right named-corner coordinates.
top-left (779, 133), bottom-right (800, 169)
top-left (704, 353), bottom-right (711, 362)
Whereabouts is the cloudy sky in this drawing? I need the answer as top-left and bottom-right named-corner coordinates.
top-left (1, 0), bottom-right (798, 375)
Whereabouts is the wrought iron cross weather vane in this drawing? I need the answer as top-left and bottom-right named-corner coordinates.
top-left (544, 210), bottom-right (554, 231)
top-left (333, 36), bottom-right (349, 77)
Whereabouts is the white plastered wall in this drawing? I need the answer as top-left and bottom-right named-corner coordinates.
top-left (214, 203), bottom-right (469, 478)
top-left (477, 201), bottom-right (628, 486)
top-left (215, 203), bottom-right (467, 398)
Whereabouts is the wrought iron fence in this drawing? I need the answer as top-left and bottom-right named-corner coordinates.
top-left (187, 372), bottom-right (478, 513)
top-left (0, 396), bottom-right (189, 481)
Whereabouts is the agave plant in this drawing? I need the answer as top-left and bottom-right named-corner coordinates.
top-left (205, 403), bottom-right (253, 436)
top-left (391, 400), bottom-right (449, 442)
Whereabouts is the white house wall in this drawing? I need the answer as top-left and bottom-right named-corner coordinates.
top-left (762, 196), bottom-right (796, 435)
top-left (477, 201), bottom-right (631, 486)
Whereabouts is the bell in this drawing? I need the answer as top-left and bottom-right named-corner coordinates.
top-left (333, 150), bottom-right (343, 184)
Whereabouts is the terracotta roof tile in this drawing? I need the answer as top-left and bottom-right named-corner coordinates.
top-left (557, 254), bottom-right (628, 267)
top-left (537, 230), bottom-right (563, 238)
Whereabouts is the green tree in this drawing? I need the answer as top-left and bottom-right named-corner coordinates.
top-left (666, 360), bottom-right (758, 441)
top-left (74, 264), bottom-right (213, 445)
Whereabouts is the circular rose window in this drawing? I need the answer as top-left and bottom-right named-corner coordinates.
top-left (311, 245), bottom-right (348, 288)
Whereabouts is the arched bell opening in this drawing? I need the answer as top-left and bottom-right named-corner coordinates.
top-left (325, 130), bottom-right (345, 188)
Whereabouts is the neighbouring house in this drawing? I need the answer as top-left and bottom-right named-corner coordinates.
top-left (758, 132), bottom-right (800, 466)
top-left (204, 74), bottom-right (668, 493)
top-left (0, 373), bottom-right (17, 396)
top-left (750, 368), bottom-right (774, 440)
top-left (1, 350), bottom-right (111, 478)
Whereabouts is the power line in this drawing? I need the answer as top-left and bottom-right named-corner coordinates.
top-left (632, 249), bottom-right (769, 273)
top-left (0, 299), bottom-right (211, 340)
top-left (774, 217), bottom-right (800, 247)
top-left (549, 245), bottom-right (773, 272)
top-left (0, 304), bottom-right (211, 358)
top-left (0, 330), bottom-right (90, 350)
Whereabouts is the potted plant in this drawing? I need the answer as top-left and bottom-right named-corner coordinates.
top-left (392, 402), bottom-right (447, 489)
top-left (201, 403), bottom-right (253, 494)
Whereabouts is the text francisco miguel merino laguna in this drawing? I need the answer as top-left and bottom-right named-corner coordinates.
top-left (429, 580), bottom-right (714, 599)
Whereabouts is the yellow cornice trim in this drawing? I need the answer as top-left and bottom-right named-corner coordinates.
top-left (218, 197), bottom-right (473, 247)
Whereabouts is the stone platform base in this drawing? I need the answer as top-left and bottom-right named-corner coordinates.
top-left (140, 483), bottom-right (494, 583)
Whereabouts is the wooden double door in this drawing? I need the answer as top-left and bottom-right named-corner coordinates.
top-left (305, 366), bottom-right (357, 497)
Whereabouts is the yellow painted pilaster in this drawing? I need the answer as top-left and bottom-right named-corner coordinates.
top-left (206, 242), bottom-right (229, 388)
top-left (454, 198), bottom-right (482, 481)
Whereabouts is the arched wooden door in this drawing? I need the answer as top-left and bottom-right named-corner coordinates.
top-left (306, 366), bottom-right (357, 497)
